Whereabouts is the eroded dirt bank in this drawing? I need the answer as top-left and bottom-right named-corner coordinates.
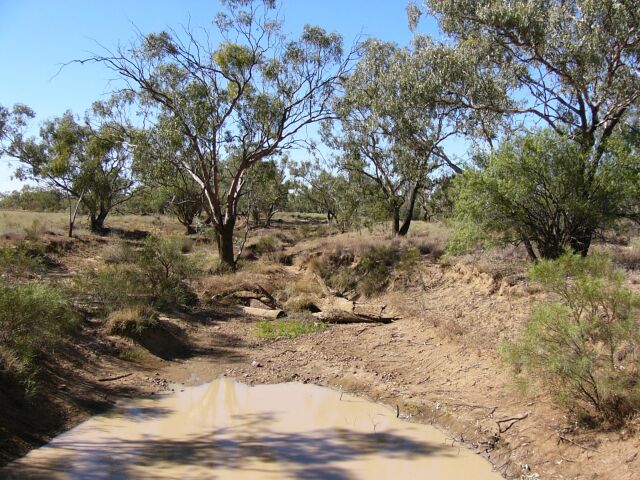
top-left (2, 228), bottom-right (640, 479)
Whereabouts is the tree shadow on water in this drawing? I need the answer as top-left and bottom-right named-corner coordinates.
top-left (4, 412), bottom-right (454, 479)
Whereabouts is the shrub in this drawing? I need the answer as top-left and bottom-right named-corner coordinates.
top-left (449, 130), bottom-right (640, 260)
top-left (357, 246), bottom-right (400, 296)
top-left (23, 219), bottom-right (46, 242)
top-left (106, 305), bottom-right (158, 338)
top-left (310, 244), bottom-right (415, 297)
top-left (0, 281), bottom-right (79, 393)
top-left (501, 253), bottom-right (640, 425)
top-left (0, 241), bottom-right (51, 276)
top-left (103, 241), bottom-right (137, 264)
top-left (78, 264), bottom-right (145, 310)
top-left (137, 237), bottom-right (199, 309)
top-left (255, 316), bottom-right (327, 339)
top-left (252, 235), bottom-right (279, 255)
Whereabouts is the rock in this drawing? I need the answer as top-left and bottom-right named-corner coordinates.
top-left (251, 360), bottom-right (263, 368)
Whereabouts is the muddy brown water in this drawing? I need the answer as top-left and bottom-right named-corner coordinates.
top-left (2, 378), bottom-right (502, 479)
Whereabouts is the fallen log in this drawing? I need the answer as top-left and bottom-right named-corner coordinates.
top-left (212, 283), bottom-right (278, 308)
top-left (241, 306), bottom-right (284, 319)
top-left (312, 309), bottom-right (394, 324)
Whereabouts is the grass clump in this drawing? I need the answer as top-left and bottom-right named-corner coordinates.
top-left (501, 253), bottom-right (640, 426)
top-left (0, 281), bottom-right (79, 394)
top-left (106, 305), bottom-right (158, 338)
top-left (255, 317), bottom-right (327, 339)
top-left (0, 241), bottom-right (51, 276)
top-left (311, 244), bottom-right (414, 297)
top-left (137, 236), bottom-right (199, 309)
top-left (284, 294), bottom-right (320, 313)
top-left (81, 236), bottom-right (199, 312)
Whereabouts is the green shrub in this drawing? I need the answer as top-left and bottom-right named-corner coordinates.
top-left (23, 219), bottom-right (46, 242)
top-left (81, 237), bottom-right (199, 311)
top-left (137, 236), bottom-right (198, 309)
top-left (356, 246), bottom-right (400, 296)
top-left (78, 264), bottom-right (145, 310)
top-left (252, 235), bottom-right (279, 255)
top-left (311, 245), bottom-right (414, 297)
top-left (103, 241), bottom-right (137, 264)
top-left (106, 305), bottom-right (158, 338)
top-left (501, 253), bottom-right (640, 425)
top-left (255, 317), bottom-right (327, 339)
top-left (0, 241), bottom-right (51, 276)
top-left (0, 281), bottom-right (79, 393)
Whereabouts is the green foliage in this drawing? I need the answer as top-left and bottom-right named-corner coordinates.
top-left (502, 253), bottom-right (640, 424)
top-left (78, 264), bottom-right (144, 310)
top-left (106, 305), bottom-right (158, 339)
top-left (137, 236), bottom-right (199, 309)
top-left (0, 241), bottom-right (51, 276)
top-left (255, 317), bottom-right (327, 340)
top-left (0, 281), bottom-right (79, 394)
top-left (0, 186), bottom-right (66, 212)
top-left (81, 236), bottom-right (198, 311)
top-left (357, 246), bottom-right (401, 296)
top-left (448, 131), bottom-right (639, 259)
top-left (311, 244), bottom-right (414, 297)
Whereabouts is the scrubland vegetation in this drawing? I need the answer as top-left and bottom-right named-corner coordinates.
top-left (0, 0), bottom-right (640, 476)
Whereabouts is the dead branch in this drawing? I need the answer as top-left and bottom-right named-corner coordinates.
top-left (98, 373), bottom-right (133, 382)
top-left (496, 412), bottom-right (529, 433)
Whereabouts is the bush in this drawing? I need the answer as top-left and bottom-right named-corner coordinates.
top-left (310, 244), bottom-right (413, 297)
top-left (449, 130), bottom-right (640, 260)
top-left (103, 241), bottom-right (137, 264)
top-left (78, 265), bottom-right (145, 310)
top-left (137, 237), bottom-right (198, 309)
top-left (106, 305), bottom-right (158, 338)
top-left (0, 281), bottom-right (79, 393)
top-left (0, 241), bottom-right (51, 276)
top-left (81, 237), bottom-right (198, 312)
top-left (23, 219), bottom-right (46, 242)
top-left (357, 246), bottom-right (400, 296)
top-left (502, 253), bottom-right (640, 425)
top-left (255, 316), bottom-right (327, 339)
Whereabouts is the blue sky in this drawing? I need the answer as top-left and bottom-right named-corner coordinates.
top-left (0, 0), bottom-right (440, 192)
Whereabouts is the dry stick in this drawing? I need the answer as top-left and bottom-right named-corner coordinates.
top-left (496, 412), bottom-right (530, 433)
top-left (98, 373), bottom-right (133, 382)
top-left (557, 433), bottom-right (599, 453)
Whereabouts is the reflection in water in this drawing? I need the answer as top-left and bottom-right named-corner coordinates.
top-left (2, 378), bottom-right (502, 479)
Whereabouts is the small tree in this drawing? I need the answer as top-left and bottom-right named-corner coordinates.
top-left (242, 157), bottom-right (289, 228)
top-left (135, 124), bottom-right (204, 234)
top-left (448, 130), bottom-right (640, 259)
top-left (81, 0), bottom-right (355, 267)
top-left (325, 38), bottom-right (481, 236)
top-left (502, 253), bottom-right (640, 424)
top-left (412, 0), bottom-right (640, 254)
top-left (2, 99), bottom-right (136, 236)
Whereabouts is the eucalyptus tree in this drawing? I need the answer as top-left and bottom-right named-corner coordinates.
top-left (2, 98), bottom-right (136, 236)
top-left (135, 122), bottom-right (205, 234)
top-left (410, 0), bottom-right (640, 254)
top-left (80, 0), bottom-right (354, 267)
top-left (241, 157), bottom-right (289, 228)
top-left (325, 38), bottom-right (486, 236)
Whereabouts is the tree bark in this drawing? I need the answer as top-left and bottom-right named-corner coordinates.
top-left (570, 229), bottom-right (593, 257)
top-left (216, 218), bottom-right (237, 268)
top-left (90, 209), bottom-right (109, 234)
top-left (392, 206), bottom-right (400, 235)
top-left (67, 192), bottom-right (84, 238)
top-left (398, 183), bottom-right (420, 236)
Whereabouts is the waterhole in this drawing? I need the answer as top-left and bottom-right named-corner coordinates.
top-left (2, 378), bottom-right (502, 479)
